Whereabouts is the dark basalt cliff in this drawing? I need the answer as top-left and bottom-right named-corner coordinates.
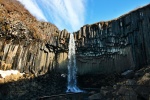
top-left (0, 0), bottom-right (150, 75)
top-left (0, 0), bottom-right (69, 75)
top-left (74, 4), bottom-right (150, 74)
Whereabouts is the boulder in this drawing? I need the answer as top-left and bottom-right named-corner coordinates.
top-left (117, 86), bottom-right (128, 95)
top-left (138, 73), bottom-right (150, 85)
top-left (88, 93), bottom-right (103, 100)
top-left (121, 70), bottom-right (134, 79)
top-left (100, 86), bottom-right (113, 96)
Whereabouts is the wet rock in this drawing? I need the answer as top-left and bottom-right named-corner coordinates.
top-left (121, 70), bottom-right (134, 79)
top-left (89, 91), bottom-right (96, 95)
top-left (88, 93), bottom-right (103, 100)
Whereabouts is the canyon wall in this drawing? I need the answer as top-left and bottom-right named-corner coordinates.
top-left (1, 0), bottom-right (150, 75)
top-left (74, 4), bottom-right (150, 74)
top-left (0, 28), bottom-right (69, 75)
top-left (0, 0), bottom-right (69, 75)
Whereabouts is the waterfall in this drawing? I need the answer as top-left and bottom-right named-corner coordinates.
top-left (66, 33), bottom-right (82, 92)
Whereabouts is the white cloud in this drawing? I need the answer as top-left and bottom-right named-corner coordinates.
top-left (17, 0), bottom-right (87, 33)
top-left (17, 0), bottom-right (47, 21)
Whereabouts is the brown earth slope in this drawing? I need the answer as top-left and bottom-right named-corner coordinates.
top-left (0, 0), bottom-right (59, 41)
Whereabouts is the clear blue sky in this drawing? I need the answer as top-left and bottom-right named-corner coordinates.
top-left (85, 0), bottom-right (150, 25)
top-left (18, 0), bottom-right (150, 33)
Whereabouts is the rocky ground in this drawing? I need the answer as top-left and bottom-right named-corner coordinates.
top-left (0, 66), bottom-right (150, 100)
top-left (0, 70), bottom-right (67, 100)
top-left (86, 66), bottom-right (150, 100)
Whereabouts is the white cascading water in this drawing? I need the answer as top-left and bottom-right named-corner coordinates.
top-left (66, 33), bottom-right (82, 92)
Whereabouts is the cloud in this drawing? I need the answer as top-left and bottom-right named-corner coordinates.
top-left (17, 0), bottom-right (47, 21)
top-left (18, 0), bottom-right (87, 33)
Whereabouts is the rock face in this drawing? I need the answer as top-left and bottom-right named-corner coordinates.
top-left (0, 0), bottom-right (69, 75)
top-left (1, 0), bottom-right (150, 75)
top-left (74, 4), bottom-right (150, 74)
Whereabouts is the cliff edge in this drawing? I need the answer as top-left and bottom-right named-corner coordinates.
top-left (0, 0), bottom-right (70, 76)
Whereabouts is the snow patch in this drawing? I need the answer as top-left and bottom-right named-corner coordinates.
top-left (0, 70), bottom-right (24, 78)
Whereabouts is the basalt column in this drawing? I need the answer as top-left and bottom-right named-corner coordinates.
top-left (74, 4), bottom-right (150, 74)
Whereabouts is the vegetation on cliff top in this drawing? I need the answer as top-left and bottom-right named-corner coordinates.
top-left (0, 0), bottom-right (59, 41)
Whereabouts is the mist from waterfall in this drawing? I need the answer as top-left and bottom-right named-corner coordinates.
top-left (66, 33), bottom-right (82, 93)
